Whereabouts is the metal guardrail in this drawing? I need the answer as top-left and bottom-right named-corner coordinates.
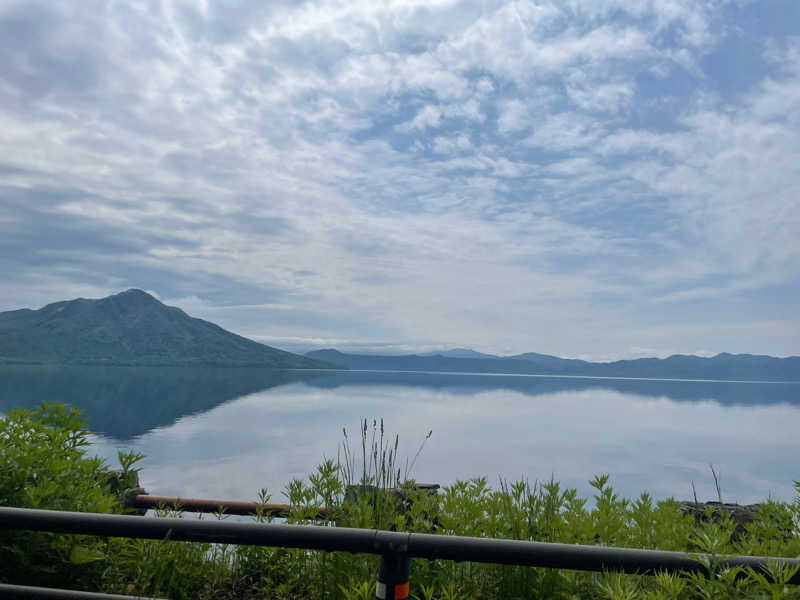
top-left (0, 583), bottom-right (164, 599)
top-left (1, 506), bottom-right (799, 600)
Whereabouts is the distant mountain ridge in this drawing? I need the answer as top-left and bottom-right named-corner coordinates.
top-left (418, 348), bottom-right (499, 359)
top-left (0, 289), bottom-right (333, 369)
top-left (306, 348), bottom-right (800, 382)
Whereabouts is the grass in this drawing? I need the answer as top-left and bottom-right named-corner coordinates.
top-left (2, 406), bottom-right (800, 599)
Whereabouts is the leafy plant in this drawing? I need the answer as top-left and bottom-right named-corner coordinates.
top-left (0, 403), bottom-right (120, 590)
top-left (338, 579), bottom-right (374, 600)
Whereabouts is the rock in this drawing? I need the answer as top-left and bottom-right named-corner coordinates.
top-left (99, 469), bottom-right (148, 516)
top-left (679, 501), bottom-right (761, 530)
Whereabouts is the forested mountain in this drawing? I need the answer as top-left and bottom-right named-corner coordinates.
top-left (0, 289), bottom-right (333, 368)
top-left (306, 349), bottom-right (800, 382)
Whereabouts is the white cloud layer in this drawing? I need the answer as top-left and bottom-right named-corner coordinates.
top-left (0, 0), bottom-right (798, 358)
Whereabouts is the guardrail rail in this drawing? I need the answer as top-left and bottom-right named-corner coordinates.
top-left (2, 506), bottom-right (800, 599)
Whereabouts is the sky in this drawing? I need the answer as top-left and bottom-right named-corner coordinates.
top-left (1, 0), bottom-right (799, 360)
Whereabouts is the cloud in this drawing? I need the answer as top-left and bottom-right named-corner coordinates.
top-left (525, 112), bottom-right (606, 150)
top-left (432, 134), bottom-right (472, 154)
top-left (565, 76), bottom-right (635, 113)
top-left (497, 99), bottom-right (530, 134)
top-left (396, 105), bottom-right (443, 131)
top-left (0, 0), bottom-right (798, 358)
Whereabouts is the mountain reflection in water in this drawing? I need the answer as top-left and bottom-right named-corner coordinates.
top-left (0, 366), bottom-right (796, 441)
top-left (0, 365), bottom-right (325, 439)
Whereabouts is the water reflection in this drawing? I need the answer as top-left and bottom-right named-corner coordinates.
top-left (306, 370), bottom-right (800, 406)
top-left (0, 365), bottom-right (324, 439)
top-left (1, 367), bottom-right (798, 505)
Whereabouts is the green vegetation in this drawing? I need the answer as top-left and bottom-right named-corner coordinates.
top-left (0, 289), bottom-right (334, 368)
top-left (0, 403), bottom-right (141, 590)
top-left (2, 406), bottom-right (800, 599)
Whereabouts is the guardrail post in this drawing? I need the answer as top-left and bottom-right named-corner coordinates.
top-left (376, 553), bottom-right (410, 600)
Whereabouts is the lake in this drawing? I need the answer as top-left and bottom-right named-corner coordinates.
top-left (1, 365), bottom-right (798, 505)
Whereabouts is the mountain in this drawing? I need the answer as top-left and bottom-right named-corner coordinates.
top-left (419, 348), bottom-right (500, 359)
top-left (0, 289), bottom-right (334, 369)
top-left (305, 349), bottom-right (588, 376)
top-left (305, 349), bottom-right (800, 382)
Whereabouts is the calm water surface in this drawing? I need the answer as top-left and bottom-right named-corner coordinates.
top-left (1, 366), bottom-right (798, 504)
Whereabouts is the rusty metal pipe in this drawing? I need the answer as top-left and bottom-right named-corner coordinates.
top-left (132, 495), bottom-right (330, 518)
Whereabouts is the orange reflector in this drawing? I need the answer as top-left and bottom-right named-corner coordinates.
top-left (394, 582), bottom-right (409, 599)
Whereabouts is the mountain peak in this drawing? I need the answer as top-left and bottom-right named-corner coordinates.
top-left (0, 290), bottom-right (334, 369)
top-left (96, 288), bottom-right (164, 315)
top-left (419, 348), bottom-right (499, 359)
top-left (114, 288), bottom-right (159, 302)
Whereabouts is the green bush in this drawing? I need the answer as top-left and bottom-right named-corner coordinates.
top-left (0, 403), bottom-right (134, 589)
